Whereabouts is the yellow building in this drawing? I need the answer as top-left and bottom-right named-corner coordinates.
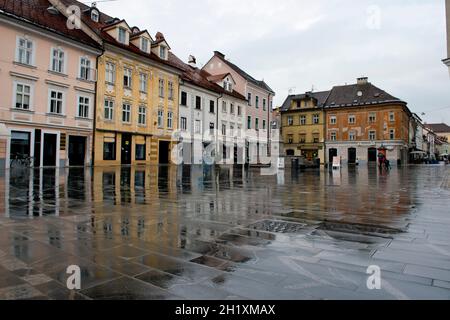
top-left (280, 91), bottom-right (330, 164)
top-left (90, 18), bottom-right (182, 166)
top-left (51, 1), bottom-right (184, 165)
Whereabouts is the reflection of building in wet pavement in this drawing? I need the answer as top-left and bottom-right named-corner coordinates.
top-left (0, 165), bottom-right (449, 300)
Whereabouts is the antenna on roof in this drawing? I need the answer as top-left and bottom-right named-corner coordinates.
top-left (81, 0), bottom-right (118, 6)
top-left (311, 85), bottom-right (315, 92)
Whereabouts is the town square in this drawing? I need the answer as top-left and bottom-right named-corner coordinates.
top-left (0, 0), bottom-right (449, 304)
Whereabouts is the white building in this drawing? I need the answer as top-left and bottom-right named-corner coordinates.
top-left (169, 55), bottom-right (247, 164)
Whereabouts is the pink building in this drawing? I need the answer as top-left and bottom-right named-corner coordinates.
top-left (203, 51), bottom-right (275, 133)
top-left (0, 0), bottom-right (102, 169)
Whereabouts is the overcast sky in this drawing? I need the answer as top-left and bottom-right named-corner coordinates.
top-left (97, 0), bottom-right (450, 123)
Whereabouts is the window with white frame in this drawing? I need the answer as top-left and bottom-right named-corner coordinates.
top-left (49, 90), bottom-right (64, 114)
top-left (255, 96), bottom-right (259, 108)
top-left (230, 124), bottom-right (234, 137)
top-left (389, 129), bottom-right (395, 140)
top-left (122, 103), bottom-right (131, 123)
top-left (17, 37), bottom-right (33, 65)
top-left (247, 93), bottom-right (252, 106)
top-left (348, 114), bottom-right (356, 124)
top-left (368, 112), bottom-right (376, 123)
top-left (79, 57), bottom-right (92, 80)
top-left (222, 123), bottom-right (227, 136)
top-left (287, 116), bottom-right (293, 126)
top-left (91, 10), bottom-right (99, 22)
top-left (222, 101), bottom-right (227, 113)
top-left (168, 81), bottom-right (174, 100)
top-left (123, 68), bottom-right (132, 88)
top-left (167, 111), bottom-right (173, 129)
top-left (330, 115), bottom-right (337, 125)
top-left (157, 109), bottom-right (164, 128)
top-left (180, 117), bottom-right (187, 131)
top-left (313, 114), bottom-right (320, 124)
top-left (349, 131), bottom-right (356, 141)
top-left (237, 105), bottom-right (242, 116)
top-left (141, 38), bottom-right (149, 52)
top-left (230, 103), bottom-right (234, 114)
top-left (209, 122), bottom-right (215, 135)
top-left (104, 99), bottom-right (114, 120)
top-left (118, 27), bottom-right (127, 44)
top-left (263, 120), bottom-right (266, 130)
top-left (263, 98), bottom-right (267, 111)
top-left (14, 83), bottom-right (31, 110)
top-left (138, 106), bottom-right (146, 125)
top-left (369, 130), bottom-right (376, 140)
top-left (300, 115), bottom-right (306, 125)
top-left (77, 96), bottom-right (90, 118)
top-left (330, 131), bottom-right (337, 141)
top-left (139, 73), bottom-right (148, 92)
top-left (51, 48), bottom-right (65, 73)
top-left (247, 116), bottom-right (251, 129)
top-left (195, 120), bottom-right (201, 134)
top-left (159, 46), bottom-right (167, 59)
top-left (159, 79), bottom-right (165, 98)
top-left (255, 118), bottom-right (259, 130)
top-left (389, 112), bottom-right (395, 122)
top-left (105, 62), bottom-right (116, 84)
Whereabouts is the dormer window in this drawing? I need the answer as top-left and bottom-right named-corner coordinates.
top-left (141, 38), bottom-right (149, 53)
top-left (159, 46), bottom-right (167, 59)
top-left (223, 78), bottom-right (232, 92)
top-left (91, 9), bottom-right (99, 22)
top-left (118, 27), bottom-right (127, 44)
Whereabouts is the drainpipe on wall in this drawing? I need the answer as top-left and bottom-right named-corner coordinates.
top-left (267, 93), bottom-right (272, 157)
top-left (216, 93), bottom-right (223, 164)
top-left (91, 52), bottom-right (103, 166)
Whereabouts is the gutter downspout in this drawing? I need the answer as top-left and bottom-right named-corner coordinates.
top-left (216, 93), bottom-right (223, 164)
top-left (267, 93), bottom-right (272, 157)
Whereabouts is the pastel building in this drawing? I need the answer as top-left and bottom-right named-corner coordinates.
top-left (202, 51), bottom-right (275, 161)
top-left (54, 0), bottom-right (183, 165)
top-left (0, 0), bottom-right (102, 169)
top-left (169, 54), bottom-right (248, 164)
top-left (324, 77), bottom-right (411, 166)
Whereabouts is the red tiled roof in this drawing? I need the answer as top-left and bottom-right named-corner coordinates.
top-left (324, 81), bottom-right (406, 108)
top-left (211, 51), bottom-right (275, 94)
top-left (207, 73), bottom-right (231, 82)
top-left (425, 123), bottom-right (450, 133)
top-left (58, 0), bottom-right (182, 72)
top-left (168, 53), bottom-right (246, 101)
top-left (0, 0), bottom-right (100, 48)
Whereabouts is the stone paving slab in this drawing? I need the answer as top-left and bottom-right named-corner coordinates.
top-left (0, 166), bottom-right (449, 299)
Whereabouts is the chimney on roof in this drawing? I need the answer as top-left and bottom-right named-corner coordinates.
top-left (188, 55), bottom-right (197, 68)
top-left (214, 51), bottom-right (225, 59)
top-left (155, 32), bottom-right (165, 41)
top-left (357, 77), bottom-right (368, 85)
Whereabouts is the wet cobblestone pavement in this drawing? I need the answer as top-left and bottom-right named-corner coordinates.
top-left (0, 165), bottom-right (449, 300)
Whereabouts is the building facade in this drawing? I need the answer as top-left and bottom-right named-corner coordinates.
top-left (280, 91), bottom-right (329, 164)
top-left (324, 78), bottom-right (411, 166)
top-left (0, 0), bottom-right (102, 169)
top-left (55, 1), bottom-right (184, 166)
top-left (202, 51), bottom-right (275, 163)
top-left (169, 54), bottom-right (248, 165)
top-left (426, 123), bottom-right (450, 156)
